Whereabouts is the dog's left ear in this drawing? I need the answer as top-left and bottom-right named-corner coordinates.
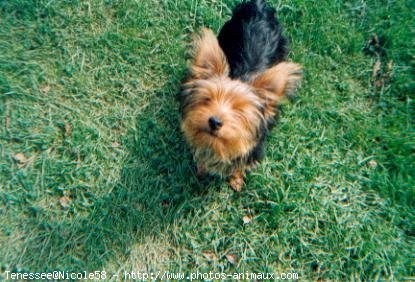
top-left (191, 28), bottom-right (229, 79)
top-left (251, 62), bottom-right (302, 119)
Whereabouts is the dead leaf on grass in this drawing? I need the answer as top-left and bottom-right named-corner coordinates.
top-left (371, 33), bottom-right (380, 48)
top-left (13, 153), bottom-right (27, 164)
top-left (40, 85), bottom-right (51, 95)
top-left (372, 59), bottom-right (381, 79)
top-left (386, 60), bottom-right (394, 79)
top-left (5, 116), bottom-right (10, 129)
top-left (225, 253), bottom-right (238, 265)
top-left (64, 122), bottom-right (72, 137)
top-left (201, 251), bottom-right (217, 261)
top-left (59, 196), bottom-right (71, 208)
top-left (242, 215), bottom-right (253, 225)
top-left (372, 58), bottom-right (386, 88)
top-left (368, 160), bottom-right (378, 168)
top-left (13, 153), bottom-right (35, 168)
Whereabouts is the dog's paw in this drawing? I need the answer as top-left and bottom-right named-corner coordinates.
top-left (196, 163), bottom-right (207, 178)
top-left (229, 170), bottom-right (245, 192)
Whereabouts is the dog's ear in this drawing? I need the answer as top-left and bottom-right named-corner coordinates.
top-left (251, 62), bottom-right (302, 119)
top-left (191, 28), bottom-right (229, 79)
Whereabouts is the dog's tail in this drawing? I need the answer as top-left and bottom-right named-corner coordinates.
top-left (234, 0), bottom-right (271, 16)
top-left (253, 0), bottom-right (266, 8)
top-left (252, 0), bottom-right (269, 12)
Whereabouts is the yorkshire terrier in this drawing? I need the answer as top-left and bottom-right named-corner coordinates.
top-left (180, 0), bottom-right (302, 191)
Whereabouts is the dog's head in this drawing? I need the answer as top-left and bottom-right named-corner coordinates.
top-left (180, 28), bottom-right (302, 162)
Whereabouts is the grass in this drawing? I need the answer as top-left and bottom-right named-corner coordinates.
top-left (0, 0), bottom-right (413, 280)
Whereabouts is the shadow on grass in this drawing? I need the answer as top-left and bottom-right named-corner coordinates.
top-left (16, 80), bottom-right (223, 272)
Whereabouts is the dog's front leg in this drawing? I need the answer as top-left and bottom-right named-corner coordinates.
top-left (196, 163), bottom-right (207, 178)
top-left (229, 169), bottom-right (245, 192)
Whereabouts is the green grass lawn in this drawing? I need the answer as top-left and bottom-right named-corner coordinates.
top-left (0, 0), bottom-right (413, 280)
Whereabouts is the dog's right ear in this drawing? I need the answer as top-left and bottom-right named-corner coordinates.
top-left (191, 28), bottom-right (229, 79)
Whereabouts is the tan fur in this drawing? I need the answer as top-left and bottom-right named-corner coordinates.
top-left (229, 169), bottom-right (245, 192)
top-left (181, 77), bottom-right (263, 170)
top-left (191, 28), bottom-right (229, 79)
top-left (252, 62), bottom-right (302, 119)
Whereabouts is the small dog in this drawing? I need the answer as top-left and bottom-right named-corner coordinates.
top-left (180, 0), bottom-right (302, 191)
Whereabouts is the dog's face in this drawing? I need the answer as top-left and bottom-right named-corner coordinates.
top-left (181, 28), bottom-right (302, 163)
top-left (181, 77), bottom-right (264, 162)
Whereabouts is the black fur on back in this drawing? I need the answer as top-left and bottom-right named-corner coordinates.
top-left (218, 0), bottom-right (288, 81)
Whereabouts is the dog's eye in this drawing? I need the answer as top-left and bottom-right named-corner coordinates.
top-left (202, 97), bottom-right (211, 104)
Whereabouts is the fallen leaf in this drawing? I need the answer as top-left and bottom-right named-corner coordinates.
top-left (387, 60), bottom-right (393, 72)
top-left (40, 85), bottom-right (51, 95)
top-left (12, 153), bottom-right (35, 168)
top-left (372, 33), bottom-right (380, 48)
top-left (385, 60), bottom-right (394, 79)
top-left (368, 160), bottom-right (378, 168)
top-left (59, 196), bottom-right (71, 208)
top-left (242, 215), bottom-right (253, 225)
top-left (374, 78), bottom-right (384, 88)
top-left (225, 254), bottom-right (238, 265)
top-left (13, 153), bottom-right (27, 164)
top-left (64, 122), bottom-right (72, 137)
top-left (201, 251), bottom-right (217, 261)
top-left (5, 116), bottom-right (10, 129)
top-left (372, 59), bottom-right (381, 79)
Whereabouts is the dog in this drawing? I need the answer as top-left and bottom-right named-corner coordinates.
top-left (180, 0), bottom-right (302, 191)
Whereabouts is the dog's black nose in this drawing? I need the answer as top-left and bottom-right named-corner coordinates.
top-left (208, 116), bottom-right (223, 131)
